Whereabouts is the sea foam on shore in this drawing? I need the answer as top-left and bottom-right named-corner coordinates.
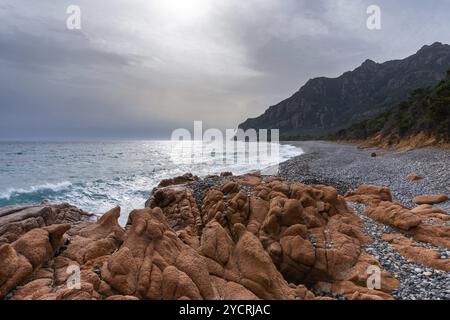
top-left (0, 141), bottom-right (303, 223)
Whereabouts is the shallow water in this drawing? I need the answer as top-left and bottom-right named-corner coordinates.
top-left (0, 141), bottom-right (302, 224)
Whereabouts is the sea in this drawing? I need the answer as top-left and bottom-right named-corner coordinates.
top-left (0, 141), bottom-right (303, 224)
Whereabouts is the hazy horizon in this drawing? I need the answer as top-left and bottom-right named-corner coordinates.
top-left (1, 0), bottom-right (450, 140)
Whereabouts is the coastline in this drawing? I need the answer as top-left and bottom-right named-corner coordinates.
top-left (0, 141), bottom-right (303, 220)
top-left (0, 140), bottom-right (449, 300)
top-left (279, 140), bottom-right (450, 210)
top-left (275, 140), bottom-right (450, 299)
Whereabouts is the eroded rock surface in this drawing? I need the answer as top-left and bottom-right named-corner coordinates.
top-left (345, 183), bottom-right (450, 289)
top-left (365, 202), bottom-right (422, 231)
top-left (0, 203), bottom-right (92, 243)
top-left (412, 194), bottom-right (449, 205)
top-left (2, 175), bottom-right (425, 300)
top-left (345, 184), bottom-right (393, 205)
top-left (382, 234), bottom-right (450, 271)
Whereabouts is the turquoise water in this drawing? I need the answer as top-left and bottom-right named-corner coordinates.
top-left (0, 141), bottom-right (302, 224)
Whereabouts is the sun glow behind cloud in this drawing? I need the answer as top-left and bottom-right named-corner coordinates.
top-left (113, 0), bottom-right (262, 78)
top-left (153, 0), bottom-right (211, 24)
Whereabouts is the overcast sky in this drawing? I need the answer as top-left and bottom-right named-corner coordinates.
top-left (1, 0), bottom-right (450, 139)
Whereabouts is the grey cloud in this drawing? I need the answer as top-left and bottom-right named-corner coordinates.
top-left (0, 31), bottom-right (135, 69)
top-left (1, 0), bottom-right (450, 139)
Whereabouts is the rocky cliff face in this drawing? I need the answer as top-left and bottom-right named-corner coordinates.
top-left (239, 42), bottom-right (450, 138)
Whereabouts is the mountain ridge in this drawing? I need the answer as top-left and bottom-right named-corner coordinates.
top-left (238, 42), bottom-right (450, 138)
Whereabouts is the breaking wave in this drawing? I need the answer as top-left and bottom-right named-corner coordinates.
top-left (0, 181), bottom-right (73, 200)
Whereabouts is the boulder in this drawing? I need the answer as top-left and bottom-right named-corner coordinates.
top-left (412, 194), bottom-right (449, 205)
top-left (155, 173), bottom-right (199, 188)
top-left (407, 224), bottom-right (450, 248)
top-left (410, 205), bottom-right (449, 222)
top-left (101, 207), bottom-right (216, 300)
top-left (146, 186), bottom-right (202, 241)
top-left (382, 233), bottom-right (450, 271)
top-left (345, 185), bottom-right (392, 205)
top-left (0, 204), bottom-right (92, 243)
top-left (407, 174), bottom-right (424, 182)
top-left (0, 224), bottom-right (70, 298)
top-left (365, 202), bottom-right (422, 231)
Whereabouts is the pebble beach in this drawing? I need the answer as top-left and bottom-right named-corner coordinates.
top-left (279, 141), bottom-right (450, 300)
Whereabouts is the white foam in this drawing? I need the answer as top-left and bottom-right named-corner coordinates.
top-left (229, 143), bottom-right (304, 173)
top-left (0, 181), bottom-right (72, 200)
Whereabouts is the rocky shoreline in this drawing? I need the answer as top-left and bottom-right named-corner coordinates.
top-left (280, 141), bottom-right (450, 300)
top-left (0, 141), bottom-right (449, 300)
top-left (280, 141), bottom-right (450, 210)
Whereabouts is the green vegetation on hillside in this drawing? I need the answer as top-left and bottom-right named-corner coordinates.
top-left (330, 68), bottom-right (450, 145)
